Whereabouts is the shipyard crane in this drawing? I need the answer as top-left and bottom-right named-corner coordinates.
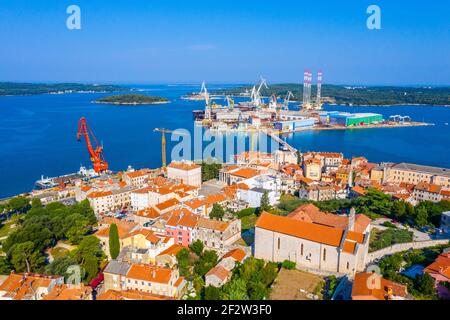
top-left (77, 117), bottom-right (108, 173)
top-left (225, 95), bottom-right (234, 111)
top-left (153, 128), bottom-right (188, 168)
top-left (254, 77), bottom-right (269, 108)
top-left (283, 91), bottom-right (294, 111)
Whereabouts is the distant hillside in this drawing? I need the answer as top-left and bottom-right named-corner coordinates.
top-left (214, 84), bottom-right (450, 106)
top-left (94, 94), bottom-right (169, 105)
top-left (0, 82), bottom-right (129, 96)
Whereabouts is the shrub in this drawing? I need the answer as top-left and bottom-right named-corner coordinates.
top-left (281, 260), bottom-right (296, 270)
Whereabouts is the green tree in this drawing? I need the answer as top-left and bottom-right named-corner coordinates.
top-left (205, 285), bottom-right (221, 300)
top-left (354, 188), bottom-right (393, 218)
top-left (413, 273), bottom-right (436, 296)
top-left (45, 256), bottom-right (79, 280)
top-left (194, 250), bottom-right (218, 276)
top-left (201, 161), bottom-right (222, 182)
top-left (176, 248), bottom-right (191, 277)
top-left (10, 241), bottom-right (45, 273)
top-left (260, 191), bottom-right (271, 213)
top-left (209, 203), bottom-right (225, 220)
top-left (108, 223), bottom-right (120, 259)
top-left (414, 206), bottom-right (429, 227)
top-left (31, 198), bottom-right (42, 209)
top-left (8, 196), bottom-right (30, 213)
top-left (0, 256), bottom-right (12, 275)
top-left (189, 240), bottom-right (204, 256)
top-left (83, 255), bottom-right (99, 283)
top-left (222, 278), bottom-right (249, 300)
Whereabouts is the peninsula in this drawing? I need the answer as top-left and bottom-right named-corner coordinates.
top-left (0, 82), bottom-right (129, 96)
top-left (94, 94), bottom-right (169, 105)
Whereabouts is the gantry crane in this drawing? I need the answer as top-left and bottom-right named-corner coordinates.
top-left (77, 117), bottom-right (109, 173)
top-left (153, 128), bottom-right (188, 167)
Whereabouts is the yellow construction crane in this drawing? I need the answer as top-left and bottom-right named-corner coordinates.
top-left (153, 128), bottom-right (188, 167)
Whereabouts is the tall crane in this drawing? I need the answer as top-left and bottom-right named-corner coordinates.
top-left (77, 117), bottom-right (108, 173)
top-left (153, 128), bottom-right (188, 168)
top-left (283, 91), bottom-right (294, 111)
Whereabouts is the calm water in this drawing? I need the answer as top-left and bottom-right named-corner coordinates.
top-left (0, 84), bottom-right (449, 198)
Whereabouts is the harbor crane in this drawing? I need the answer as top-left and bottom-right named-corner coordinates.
top-left (283, 91), bottom-right (294, 111)
top-left (77, 117), bottom-right (109, 173)
top-left (254, 77), bottom-right (269, 107)
top-left (153, 128), bottom-right (188, 168)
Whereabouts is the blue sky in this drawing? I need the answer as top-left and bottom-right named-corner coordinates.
top-left (0, 0), bottom-right (449, 85)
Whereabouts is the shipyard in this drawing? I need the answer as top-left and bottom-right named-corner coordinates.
top-left (191, 72), bottom-right (431, 135)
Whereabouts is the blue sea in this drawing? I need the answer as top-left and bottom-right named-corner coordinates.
top-left (0, 84), bottom-right (449, 198)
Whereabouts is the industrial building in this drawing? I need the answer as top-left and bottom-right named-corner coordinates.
top-left (320, 111), bottom-right (384, 127)
top-left (274, 117), bottom-right (316, 131)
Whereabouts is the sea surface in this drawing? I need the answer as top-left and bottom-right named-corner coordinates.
top-left (0, 84), bottom-right (449, 198)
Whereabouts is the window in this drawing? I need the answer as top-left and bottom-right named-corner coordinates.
top-left (346, 262), bottom-right (349, 270)
top-left (300, 243), bottom-right (304, 256)
top-left (278, 238), bottom-right (281, 250)
top-left (323, 248), bottom-right (327, 261)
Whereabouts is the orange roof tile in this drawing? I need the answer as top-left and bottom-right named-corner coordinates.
top-left (197, 217), bottom-right (230, 232)
top-left (43, 284), bottom-right (92, 300)
top-left (222, 248), bottom-right (247, 263)
top-left (256, 212), bottom-right (344, 247)
top-left (158, 244), bottom-right (185, 257)
top-left (126, 264), bottom-right (172, 284)
top-left (206, 265), bottom-right (231, 282)
top-left (167, 161), bottom-right (201, 171)
top-left (352, 272), bottom-right (407, 300)
top-left (134, 207), bottom-right (160, 219)
top-left (87, 190), bottom-right (113, 198)
top-left (155, 198), bottom-right (181, 211)
top-left (230, 168), bottom-right (260, 179)
top-left (342, 240), bottom-right (357, 254)
top-left (97, 289), bottom-right (173, 300)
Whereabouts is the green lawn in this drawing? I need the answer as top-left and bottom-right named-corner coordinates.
top-left (0, 214), bottom-right (23, 239)
top-left (50, 247), bottom-right (70, 259)
top-left (369, 227), bottom-right (413, 252)
top-left (241, 214), bottom-right (258, 231)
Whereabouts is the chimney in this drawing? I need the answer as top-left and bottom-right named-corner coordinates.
top-left (348, 208), bottom-right (356, 231)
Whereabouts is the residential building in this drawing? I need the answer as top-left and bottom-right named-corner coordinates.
top-left (103, 261), bottom-right (186, 298)
top-left (303, 158), bottom-right (322, 181)
top-left (194, 218), bottom-right (242, 252)
top-left (167, 161), bottom-right (202, 187)
top-left (386, 163), bottom-right (450, 188)
top-left (165, 209), bottom-right (199, 246)
top-left (298, 184), bottom-right (336, 202)
top-left (440, 211), bottom-right (450, 235)
top-left (412, 182), bottom-right (450, 203)
top-left (42, 284), bottom-right (93, 300)
top-left (351, 272), bottom-right (408, 300)
top-left (424, 251), bottom-right (450, 284)
top-left (0, 273), bottom-right (64, 300)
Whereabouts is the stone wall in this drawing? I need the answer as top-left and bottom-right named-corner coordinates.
top-left (367, 239), bottom-right (449, 264)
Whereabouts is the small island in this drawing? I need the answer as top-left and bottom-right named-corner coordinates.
top-left (94, 94), bottom-right (169, 105)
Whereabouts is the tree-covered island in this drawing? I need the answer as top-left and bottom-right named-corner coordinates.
top-left (94, 94), bottom-right (169, 105)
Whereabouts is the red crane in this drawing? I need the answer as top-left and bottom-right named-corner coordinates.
top-left (77, 117), bottom-right (109, 173)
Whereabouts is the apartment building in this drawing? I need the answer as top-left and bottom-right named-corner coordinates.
top-left (386, 163), bottom-right (450, 189)
top-left (167, 161), bottom-right (202, 187)
top-left (194, 218), bottom-right (241, 252)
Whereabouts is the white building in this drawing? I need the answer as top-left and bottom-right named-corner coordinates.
top-left (167, 161), bottom-right (202, 187)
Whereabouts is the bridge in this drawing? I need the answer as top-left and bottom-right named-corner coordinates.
top-left (263, 129), bottom-right (298, 153)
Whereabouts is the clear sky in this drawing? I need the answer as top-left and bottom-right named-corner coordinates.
top-left (0, 0), bottom-right (449, 85)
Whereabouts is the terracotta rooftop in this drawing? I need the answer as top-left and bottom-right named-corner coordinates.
top-left (158, 244), bottom-right (185, 257)
top-left (229, 168), bottom-right (260, 179)
top-left (97, 289), bottom-right (174, 300)
top-left (167, 161), bottom-right (201, 171)
top-left (205, 265), bottom-right (231, 282)
top-left (155, 198), bottom-right (181, 211)
top-left (126, 264), bottom-right (173, 284)
top-left (424, 252), bottom-right (450, 280)
top-left (197, 217), bottom-right (230, 232)
top-left (222, 248), bottom-right (247, 263)
top-left (134, 207), bottom-right (161, 219)
top-left (256, 212), bottom-right (344, 247)
top-left (352, 272), bottom-right (407, 300)
top-left (42, 284), bottom-right (92, 300)
top-left (0, 273), bottom-right (63, 300)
